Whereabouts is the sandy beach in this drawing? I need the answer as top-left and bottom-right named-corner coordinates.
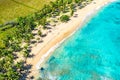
top-left (26, 0), bottom-right (114, 79)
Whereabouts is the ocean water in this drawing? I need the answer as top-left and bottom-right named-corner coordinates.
top-left (40, 1), bottom-right (120, 80)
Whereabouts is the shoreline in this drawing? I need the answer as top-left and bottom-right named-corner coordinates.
top-left (26, 0), bottom-right (114, 79)
top-left (35, 2), bottom-right (99, 70)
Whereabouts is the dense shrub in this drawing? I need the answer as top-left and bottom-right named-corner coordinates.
top-left (60, 15), bottom-right (70, 22)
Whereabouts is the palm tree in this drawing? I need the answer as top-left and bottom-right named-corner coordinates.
top-left (36, 37), bottom-right (40, 43)
top-left (67, 0), bottom-right (73, 4)
top-left (38, 30), bottom-right (42, 37)
top-left (23, 49), bottom-right (29, 58)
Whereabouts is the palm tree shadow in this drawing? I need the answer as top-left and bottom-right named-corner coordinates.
top-left (73, 14), bottom-right (78, 18)
top-left (20, 64), bottom-right (33, 80)
top-left (28, 54), bottom-right (35, 58)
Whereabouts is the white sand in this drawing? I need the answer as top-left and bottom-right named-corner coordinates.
top-left (26, 0), bottom-right (114, 79)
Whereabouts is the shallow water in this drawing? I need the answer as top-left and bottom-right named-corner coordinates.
top-left (40, 1), bottom-right (120, 80)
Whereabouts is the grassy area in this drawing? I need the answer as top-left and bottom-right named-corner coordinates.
top-left (0, 0), bottom-right (54, 47)
top-left (0, 0), bottom-right (53, 24)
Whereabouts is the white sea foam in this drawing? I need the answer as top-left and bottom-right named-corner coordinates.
top-left (47, 72), bottom-right (57, 80)
top-left (36, 13), bottom-right (93, 70)
top-left (36, 0), bottom-right (115, 70)
top-left (100, 76), bottom-right (112, 80)
top-left (36, 36), bottom-right (67, 69)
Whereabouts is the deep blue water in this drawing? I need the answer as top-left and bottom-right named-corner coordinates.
top-left (40, 1), bottom-right (120, 80)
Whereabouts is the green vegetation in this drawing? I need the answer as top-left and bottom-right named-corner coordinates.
top-left (60, 15), bottom-right (70, 22)
top-left (38, 30), bottom-right (42, 37)
top-left (0, 0), bottom-right (54, 24)
top-left (0, 0), bottom-right (93, 79)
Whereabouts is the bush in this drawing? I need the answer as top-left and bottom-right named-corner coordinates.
top-left (60, 15), bottom-right (70, 22)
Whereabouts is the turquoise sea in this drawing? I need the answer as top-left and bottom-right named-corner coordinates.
top-left (40, 1), bottom-right (120, 80)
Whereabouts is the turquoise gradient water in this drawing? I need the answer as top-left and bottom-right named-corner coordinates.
top-left (41, 1), bottom-right (120, 80)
